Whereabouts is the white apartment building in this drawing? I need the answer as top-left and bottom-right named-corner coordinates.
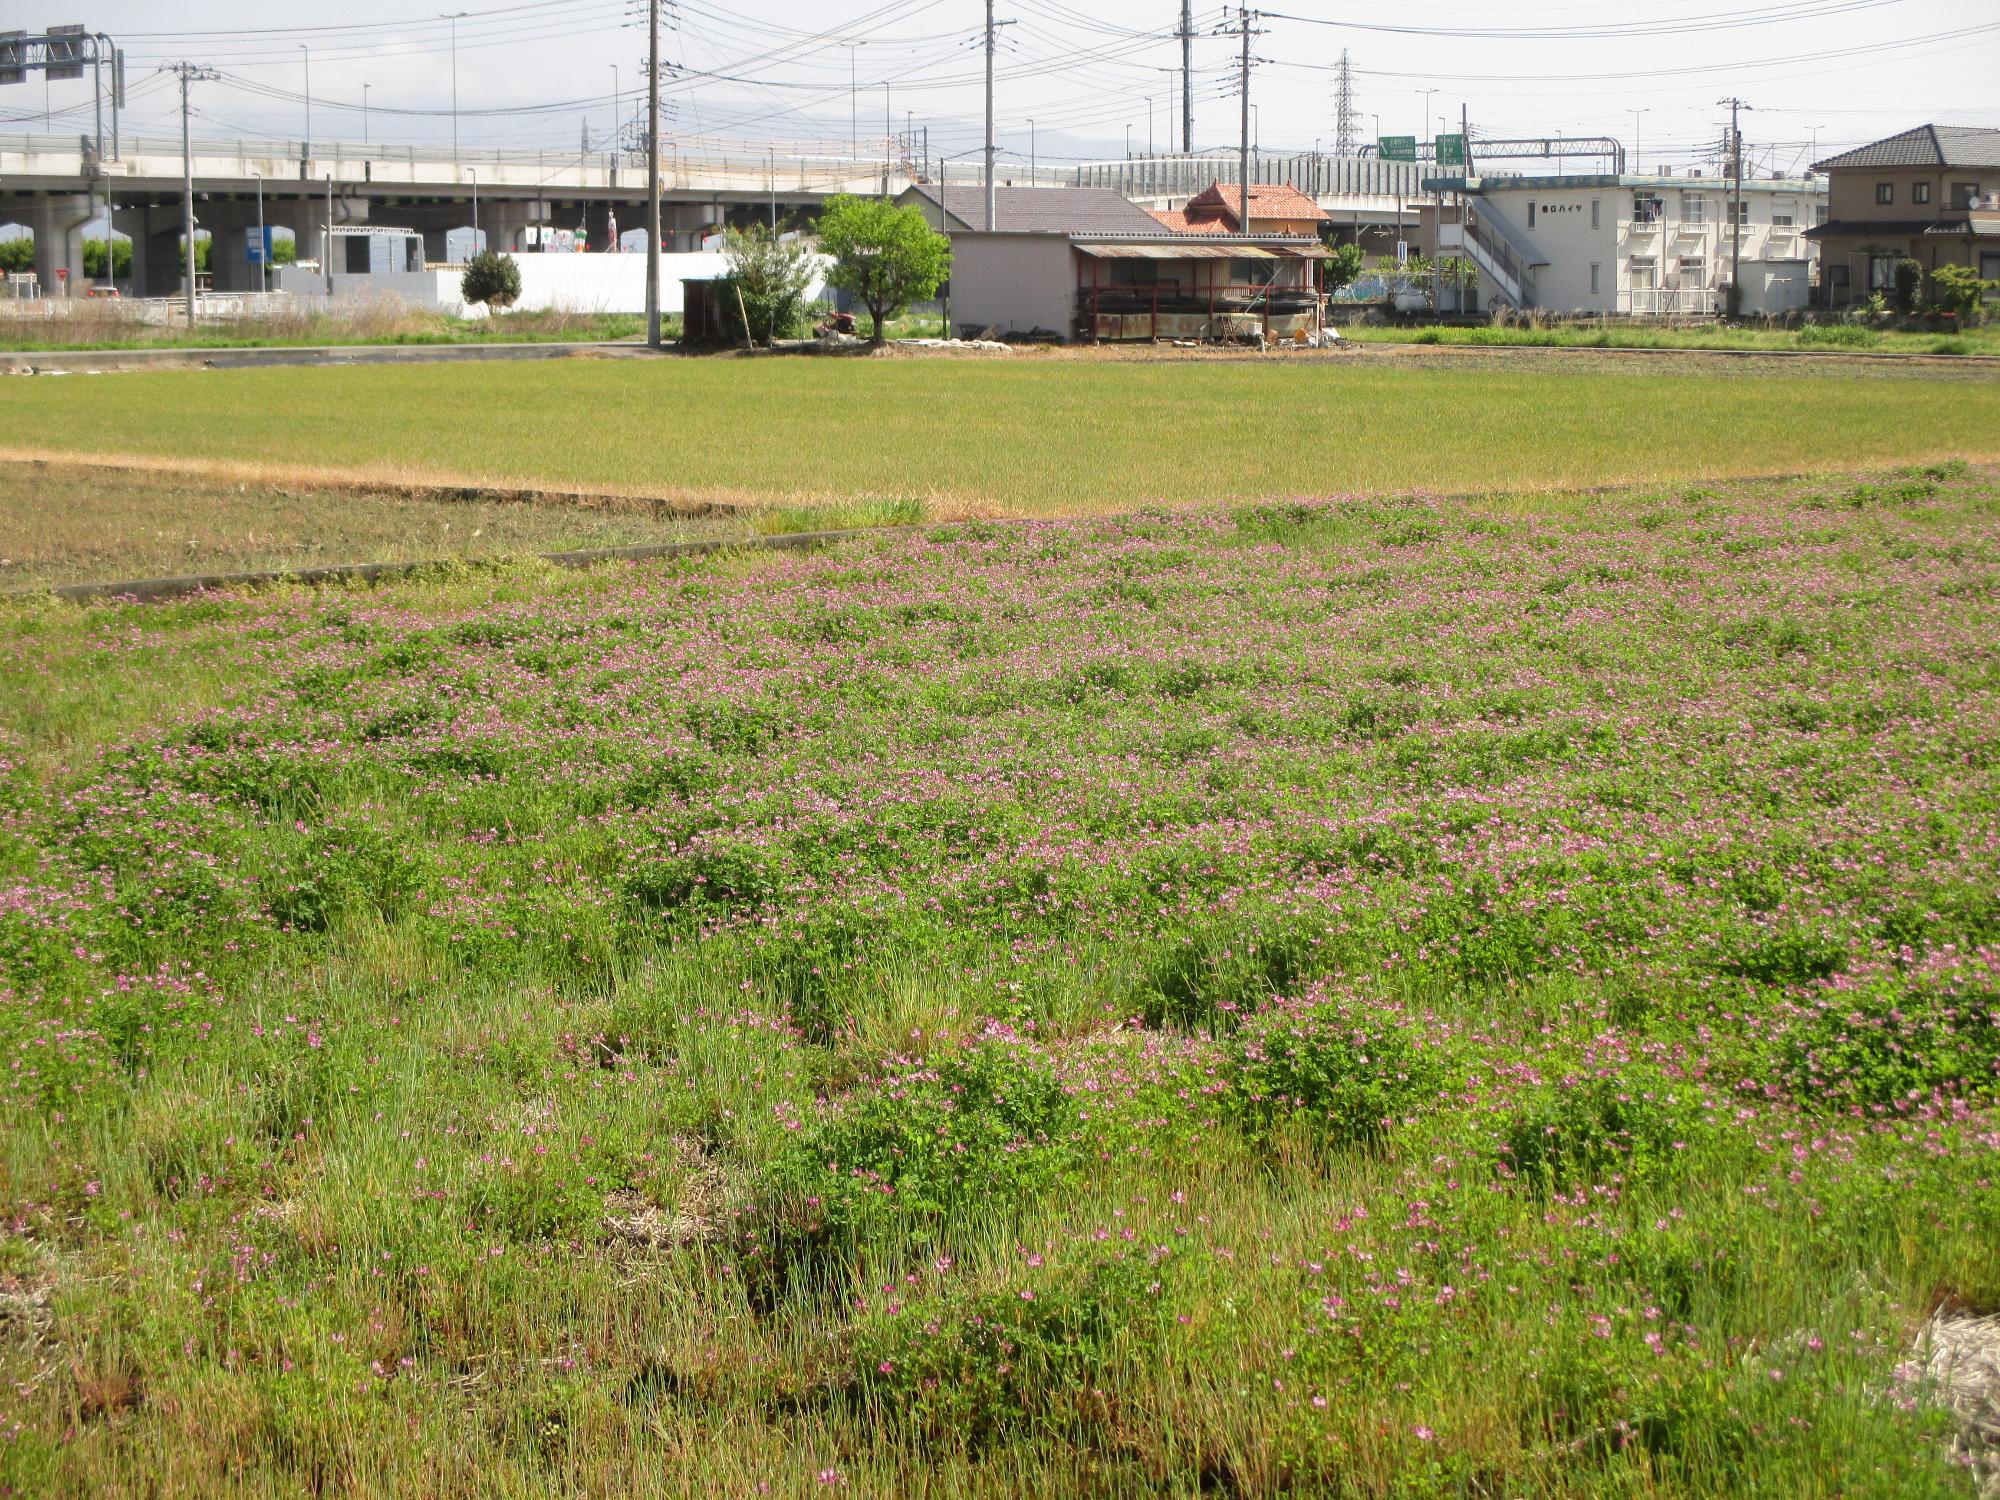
top-left (1427, 172), bottom-right (1829, 316)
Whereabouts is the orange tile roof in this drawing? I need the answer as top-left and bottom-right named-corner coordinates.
top-left (1148, 207), bottom-right (1229, 234)
top-left (1182, 180), bottom-right (1331, 226)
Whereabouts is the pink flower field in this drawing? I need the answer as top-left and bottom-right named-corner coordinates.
top-left (0, 463), bottom-right (1996, 1497)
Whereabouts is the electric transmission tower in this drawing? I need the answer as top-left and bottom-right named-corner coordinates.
top-left (1333, 48), bottom-right (1358, 155)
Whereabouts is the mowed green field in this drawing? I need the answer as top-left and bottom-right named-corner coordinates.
top-left (7, 352), bottom-right (2000, 514)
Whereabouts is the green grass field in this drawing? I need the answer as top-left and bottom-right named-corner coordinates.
top-left (2, 464), bottom-right (1996, 1496)
top-left (7, 353), bottom-right (2000, 515)
top-left (1344, 322), bottom-right (2000, 357)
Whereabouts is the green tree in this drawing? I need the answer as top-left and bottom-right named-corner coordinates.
top-left (815, 195), bottom-right (952, 347)
top-left (1892, 257), bottom-right (1924, 315)
top-left (178, 236), bottom-right (212, 274)
top-left (0, 237), bottom-right (35, 274)
top-left (270, 236), bottom-right (298, 267)
top-left (460, 249), bottom-right (523, 308)
top-left (1929, 263), bottom-right (1994, 324)
top-left (82, 239), bottom-right (133, 279)
top-left (1324, 241), bottom-right (1365, 293)
top-left (720, 224), bottom-right (819, 347)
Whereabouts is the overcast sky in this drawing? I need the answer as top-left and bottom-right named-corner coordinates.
top-left (8, 0), bottom-right (1997, 174)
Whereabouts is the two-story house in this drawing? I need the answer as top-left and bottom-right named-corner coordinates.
top-left (1806, 124), bottom-right (2000, 308)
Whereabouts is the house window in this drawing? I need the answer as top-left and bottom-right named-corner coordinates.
top-left (1813, 202), bottom-right (1828, 225)
top-left (1728, 200), bottom-right (1750, 227)
top-left (1679, 256), bottom-right (1707, 285)
top-left (1630, 256), bottom-right (1658, 290)
top-left (1771, 202), bottom-right (1795, 228)
top-left (1913, 182), bottom-right (1931, 205)
top-left (1633, 193), bottom-right (1665, 223)
top-left (1681, 192), bottom-right (1705, 225)
top-left (1982, 251), bottom-right (2000, 285)
top-left (1589, 262), bottom-right (1600, 294)
top-left (1230, 259), bottom-right (1275, 286)
top-left (1875, 182), bottom-right (1895, 205)
top-left (1108, 259), bottom-right (1159, 286)
top-left (1868, 254), bottom-right (1896, 291)
top-left (1591, 199), bottom-right (1600, 230)
top-left (1527, 202), bottom-right (1536, 228)
top-left (1952, 182), bottom-right (1983, 209)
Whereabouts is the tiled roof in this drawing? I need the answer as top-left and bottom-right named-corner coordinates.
top-left (1923, 214), bottom-right (2000, 238)
top-left (1808, 216), bottom-right (2000, 240)
top-left (1805, 218), bottom-right (1937, 239)
top-left (1147, 207), bottom-right (1229, 234)
top-left (901, 184), bottom-right (1164, 234)
top-left (1181, 181), bottom-right (1332, 227)
top-left (1813, 125), bottom-right (2000, 172)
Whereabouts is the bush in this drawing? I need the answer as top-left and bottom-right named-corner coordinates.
top-left (1228, 998), bottom-right (1445, 1148)
top-left (1892, 257), bottom-right (1924, 315)
top-left (850, 1252), bottom-right (1168, 1452)
top-left (1930, 263), bottom-right (1994, 324)
top-left (460, 249), bottom-right (523, 308)
top-left (82, 239), bottom-right (132, 279)
top-left (1499, 1074), bottom-right (1709, 1189)
top-left (0, 237), bottom-right (32, 274)
top-left (1774, 979), bottom-right (2000, 1110)
top-left (719, 225), bottom-right (818, 346)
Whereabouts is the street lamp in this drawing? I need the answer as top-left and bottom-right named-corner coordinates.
top-left (1628, 108), bottom-right (1649, 176)
top-left (1418, 88), bottom-right (1437, 146)
top-left (609, 64), bottom-right (619, 161)
top-left (1028, 118), bottom-right (1035, 182)
top-left (839, 41), bottom-right (864, 160)
top-left (467, 167), bottom-right (479, 257)
top-left (1126, 122), bottom-right (1133, 158)
top-left (442, 11), bottom-right (467, 164)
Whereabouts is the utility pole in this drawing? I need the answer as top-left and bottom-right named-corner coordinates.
top-left (984, 0), bottom-right (997, 230)
top-left (1234, 8), bottom-right (1254, 235)
top-left (1719, 96), bottom-right (1750, 317)
top-left (169, 63), bottom-right (217, 329)
top-left (646, 0), bottom-right (662, 346)
top-left (883, 82), bottom-right (891, 197)
top-left (1179, 0), bottom-right (1193, 153)
top-left (443, 12), bottom-right (467, 164)
top-left (300, 44), bottom-right (310, 159)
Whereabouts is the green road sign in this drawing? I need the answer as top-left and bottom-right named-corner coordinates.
top-left (1436, 133), bottom-right (1467, 167)
top-left (1378, 135), bottom-right (1417, 162)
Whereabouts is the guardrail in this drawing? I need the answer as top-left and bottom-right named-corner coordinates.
top-left (0, 130), bottom-right (1052, 192)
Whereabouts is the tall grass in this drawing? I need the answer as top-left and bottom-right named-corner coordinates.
top-left (0, 299), bottom-right (648, 352)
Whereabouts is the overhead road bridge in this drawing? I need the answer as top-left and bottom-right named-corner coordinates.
top-left (0, 130), bottom-right (940, 297)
